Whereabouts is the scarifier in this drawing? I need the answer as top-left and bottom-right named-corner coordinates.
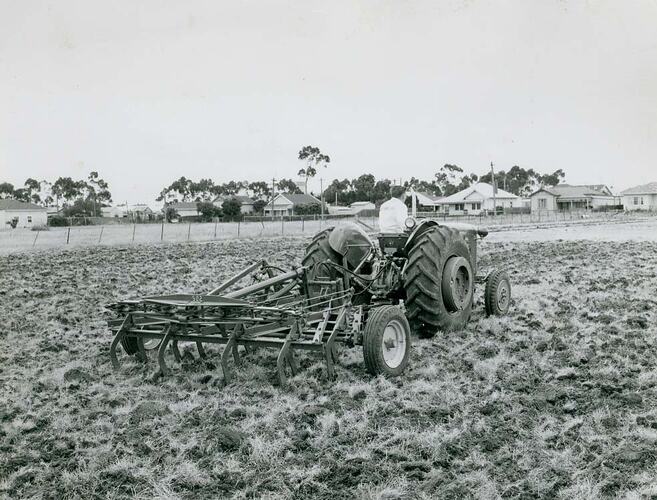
top-left (107, 217), bottom-right (510, 386)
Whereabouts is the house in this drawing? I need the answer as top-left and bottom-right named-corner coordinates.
top-left (412, 192), bottom-right (443, 211)
top-left (0, 199), bottom-right (47, 229)
top-left (101, 204), bottom-right (129, 218)
top-left (435, 182), bottom-right (519, 215)
top-left (620, 182), bottom-right (657, 211)
top-left (530, 184), bottom-right (616, 212)
top-left (165, 202), bottom-right (200, 219)
top-left (349, 201), bottom-right (376, 214)
top-left (264, 193), bottom-right (322, 216)
top-left (212, 195), bottom-right (255, 214)
top-left (129, 204), bottom-right (154, 220)
top-left (326, 201), bottom-right (376, 216)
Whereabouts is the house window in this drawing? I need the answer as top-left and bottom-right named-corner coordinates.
top-left (471, 202), bottom-right (481, 210)
top-left (454, 203), bottom-right (465, 211)
top-left (27, 216), bottom-right (32, 223)
top-left (538, 198), bottom-right (547, 209)
top-left (641, 197), bottom-right (644, 205)
top-left (634, 197), bottom-right (639, 205)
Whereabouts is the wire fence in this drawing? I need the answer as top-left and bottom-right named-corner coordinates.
top-left (0, 209), bottom-right (651, 254)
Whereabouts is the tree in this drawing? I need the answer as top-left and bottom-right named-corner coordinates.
top-left (222, 198), bottom-right (242, 220)
top-left (435, 164), bottom-right (464, 196)
top-left (24, 178), bottom-right (41, 204)
top-left (189, 178), bottom-right (215, 201)
top-left (277, 178), bottom-right (302, 194)
top-left (298, 145), bottom-right (330, 194)
top-left (52, 177), bottom-right (85, 208)
top-left (86, 172), bottom-right (112, 216)
top-left (0, 182), bottom-right (15, 199)
top-left (294, 202), bottom-right (322, 215)
top-left (165, 207), bottom-right (179, 222)
top-left (351, 174), bottom-right (376, 202)
top-left (157, 176), bottom-right (192, 203)
top-left (248, 181), bottom-right (271, 200)
top-left (538, 169), bottom-right (565, 187)
top-left (253, 199), bottom-right (267, 214)
top-left (323, 178), bottom-right (352, 205)
top-left (196, 201), bottom-right (222, 221)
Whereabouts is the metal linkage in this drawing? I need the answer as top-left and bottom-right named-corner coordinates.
top-left (107, 260), bottom-right (357, 386)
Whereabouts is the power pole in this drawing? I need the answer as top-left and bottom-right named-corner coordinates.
top-left (320, 178), bottom-right (324, 220)
top-left (490, 162), bottom-right (496, 217)
top-left (270, 177), bottom-right (276, 220)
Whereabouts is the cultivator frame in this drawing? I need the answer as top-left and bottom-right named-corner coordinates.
top-left (107, 260), bottom-right (360, 386)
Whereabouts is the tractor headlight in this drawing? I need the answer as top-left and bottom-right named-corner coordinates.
top-left (404, 217), bottom-right (416, 229)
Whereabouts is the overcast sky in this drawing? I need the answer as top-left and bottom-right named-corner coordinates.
top-left (1, 0), bottom-right (656, 205)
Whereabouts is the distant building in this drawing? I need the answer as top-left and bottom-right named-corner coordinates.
top-left (435, 182), bottom-right (519, 215)
top-left (264, 193), bottom-right (322, 216)
top-left (530, 184), bottom-right (616, 212)
top-left (0, 199), bottom-right (47, 229)
top-left (212, 195), bottom-right (255, 214)
top-left (326, 201), bottom-right (376, 216)
top-left (165, 202), bottom-right (200, 219)
top-left (411, 192), bottom-right (443, 211)
top-left (620, 182), bottom-right (657, 211)
top-left (101, 204), bottom-right (130, 218)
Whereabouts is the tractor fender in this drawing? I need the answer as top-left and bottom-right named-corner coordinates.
top-left (327, 223), bottom-right (377, 270)
top-left (403, 220), bottom-right (440, 252)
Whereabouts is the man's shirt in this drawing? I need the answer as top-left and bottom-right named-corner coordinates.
top-left (379, 197), bottom-right (408, 233)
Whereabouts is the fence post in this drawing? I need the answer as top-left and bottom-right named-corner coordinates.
top-left (161, 221), bottom-right (164, 241)
top-left (98, 225), bottom-right (104, 244)
top-left (66, 226), bottom-right (71, 244)
top-left (33, 230), bottom-right (40, 247)
top-left (132, 223), bottom-right (136, 243)
top-left (238, 220), bottom-right (241, 238)
top-left (214, 220), bottom-right (217, 239)
top-left (302, 217), bottom-right (305, 232)
top-left (187, 222), bottom-right (191, 241)
top-left (281, 216), bottom-right (284, 235)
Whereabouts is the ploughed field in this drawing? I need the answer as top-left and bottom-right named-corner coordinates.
top-left (1, 234), bottom-right (656, 499)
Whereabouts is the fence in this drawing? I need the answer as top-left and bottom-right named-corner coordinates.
top-left (0, 209), bottom-right (649, 254)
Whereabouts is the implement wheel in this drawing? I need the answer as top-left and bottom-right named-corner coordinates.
top-left (121, 336), bottom-right (161, 356)
top-left (404, 226), bottom-right (474, 337)
top-left (363, 306), bottom-right (411, 377)
top-left (484, 269), bottom-right (511, 316)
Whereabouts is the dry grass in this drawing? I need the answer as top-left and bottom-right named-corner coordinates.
top-left (1, 232), bottom-right (656, 498)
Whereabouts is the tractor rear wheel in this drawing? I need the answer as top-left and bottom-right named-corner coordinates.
top-left (404, 226), bottom-right (474, 337)
top-left (301, 228), bottom-right (343, 282)
top-left (363, 305), bottom-right (411, 376)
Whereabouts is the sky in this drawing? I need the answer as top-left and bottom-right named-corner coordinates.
top-left (1, 0), bottom-right (656, 206)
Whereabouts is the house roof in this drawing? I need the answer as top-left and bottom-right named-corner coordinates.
top-left (413, 191), bottom-right (443, 204)
top-left (266, 193), bottom-right (321, 207)
top-left (532, 184), bottom-right (613, 199)
top-left (438, 182), bottom-right (518, 204)
top-left (167, 202), bottom-right (199, 210)
top-left (0, 199), bottom-right (46, 211)
top-left (212, 195), bottom-right (254, 204)
top-left (350, 201), bottom-right (375, 207)
top-left (620, 182), bottom-right (657, 196)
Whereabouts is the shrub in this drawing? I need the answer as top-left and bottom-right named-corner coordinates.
top-left (48, 216), bottom-right (68, 227)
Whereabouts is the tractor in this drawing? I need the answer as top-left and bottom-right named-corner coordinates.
top-left (107, 217), bottom-right (510, 385)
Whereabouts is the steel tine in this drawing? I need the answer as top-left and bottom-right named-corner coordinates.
top-left (196, 342), bottom-right (207, 358)
top-left (157, 325), bottom-right (174, 375)
top-left (110, 313), bottom-right (132, 369)
top-left (277, 338), bottom-right (292, 388)
top-left (171, 339), bottom-right (182, 362)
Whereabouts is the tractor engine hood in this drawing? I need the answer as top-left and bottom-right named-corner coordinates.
top-left (328, 223), bottom-right (376, 270)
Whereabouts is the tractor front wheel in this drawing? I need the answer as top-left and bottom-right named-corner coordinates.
top-left (363, 306), bottom-right (411, 377)
top-left (484, 269), bottom-right (511, 316)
